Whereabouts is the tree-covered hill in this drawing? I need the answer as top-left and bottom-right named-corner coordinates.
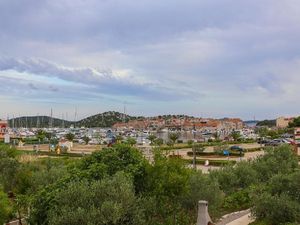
top-left (77, 111), bottom-right (140, 128)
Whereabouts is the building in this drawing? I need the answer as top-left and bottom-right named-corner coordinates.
top-left (276, 116), bottom-right (294, 128)
top-left (0, 120), bottom-right (8, 139)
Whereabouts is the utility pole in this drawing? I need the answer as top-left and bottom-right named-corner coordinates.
top-left (192, 144), bottom-right (197, 170)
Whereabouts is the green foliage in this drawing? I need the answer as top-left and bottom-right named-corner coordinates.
top-left (256, 119), bottom-right (276, 127)
top-left (168, 132), bottom-right (180, 145)
top-left (289, 116), bottom-right (300, 128)
top-left (36, 129), bottom-right (46, 140)
top-left (0, 156), bottom-right (20, 192)
top-left (82, 135), bottom-right (90, 144)
top-left (153, 138), bottom-right (164, 146)
top-left (230, 131), bottom-right (241, 141)
top-left (192, 143), bottom-right (205, 153)
top-left (116, 135), bottom-right (124, 143)
top-left (0, 144), bottom-right (18, 158)
top-left (223, 189), bottom-right (251, 211)
top-left (183, 172), bottom-right (224, 218)
top-left (80, 144), bottom-right (149, 193)
top-left (47, 173), bottom-right (145, 225)
top-left (256, 127), bottom-right (268, 138)
top-left (251, 171), bottom-right (300, 224)
top-left (143, 155), bottom-right (193, 224)
top-left (147, 134), bottom-right (157, 145)
top-left (253, 145), bottom-right (298, 182)
top-left (125, 137), bottom-right (137, 146)
top-left (3, 142), bottom-right (299, 225)
top-left (210, 161), bottom-right (258, 195)
top-left (65, 132), bottom-right (75, 141)
top-left (0, 188), bottom-right (13, 224)
top-left (187, 139), bottom-right (194, 146)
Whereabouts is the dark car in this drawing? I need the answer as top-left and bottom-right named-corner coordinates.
top-left (230, 145), bottom-right (244, 151)
top-left (257, 138), bottom-right (271, 144)
top-left (265, 139), bottom-right (286, 146)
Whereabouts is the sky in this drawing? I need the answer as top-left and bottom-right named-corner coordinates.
top-left (0, 0), bottom-right (300, 120)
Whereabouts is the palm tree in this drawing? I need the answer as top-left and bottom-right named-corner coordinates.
top-left (65, 133), bottom-right (75, 142)
top-left (168, 132), bottom-right (180, 146)
top-left (82, 136), bottom-right (90, 145)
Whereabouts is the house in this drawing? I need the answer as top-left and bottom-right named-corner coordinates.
top-left (0, 120), bottom-right (8, 139)
top-left (276, 116), bottom-right (294, 128)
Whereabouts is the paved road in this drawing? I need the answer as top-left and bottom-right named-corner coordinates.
top-left (216, 209), bottom-right (254, 225)
top-left (227, 213), bottom-right (254, 225)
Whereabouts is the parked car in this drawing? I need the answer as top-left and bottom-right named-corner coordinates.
top-left (265, 139), bottom-right (290, 146)
top-left (230, 145), bottom-right (244, 151)
top-left (257, 138), bottom-right (271, 144)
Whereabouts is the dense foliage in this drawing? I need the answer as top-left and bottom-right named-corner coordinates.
top-left (289, 116), bottom-right (300, 128)
top-left (0, 143), bottom-right (299, 224)
top-left (256, 119), bottom-right (276, 127)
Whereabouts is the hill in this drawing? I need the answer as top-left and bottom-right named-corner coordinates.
top-left (8, 116), bottom-right (72, 128)
top-left (77, 111), bottom-right (142, 128)
top-left (8, 111), bottom-right (143, 128)
top-left (256, 119), bottom-right (276, 127)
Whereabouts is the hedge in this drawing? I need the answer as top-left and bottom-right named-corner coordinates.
top-left (16, 150), bottom-right (83, 158)
top-left (186, 151), bottom-right (244, 157)
top-left (182, 158), bottom-right (236, 166)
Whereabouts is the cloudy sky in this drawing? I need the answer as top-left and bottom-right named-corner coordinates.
top-left (0, 0), bottom-right (300, 120)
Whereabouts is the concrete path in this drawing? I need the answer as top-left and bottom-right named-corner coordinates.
top-left (216, 209), bottom-right (253, 225)
top-left (227, 213), bottom-right (254, 225)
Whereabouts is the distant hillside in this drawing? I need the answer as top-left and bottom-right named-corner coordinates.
top-left (7, 111), bottom-right (248, 128)
top-left (77, 111), bottom-right (140, 128)
top-left (256, 119), bottom-right (276, 127)
top-left (8, 111), bottom-right (143, 128)
top-left (8, 116), bottom-right (72, 128)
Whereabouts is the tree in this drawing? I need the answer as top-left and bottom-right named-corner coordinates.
top-left (126, 137), bottom-right (137, 146)
top-left (153, 138), bottom-right (163, 146)
top-left (116, 135), bottom-right (124, 143)
top-left (45, 132), bottom-right (53, 140)
top-left (147, 134), bottom-right (157, 145)
top-left (231, 131), bottom-right (241, 141)
top-left (183, 172), bottom-right (224, 219)
top-left (65, 133), bottom-right (75, 142)
top-left (144, 155), bottom-right (192, 224)
top-left (0, 158), bottom-right (20, 192)
top-left (80, 144), bottom-right (149, 192)
top-left (82, 136), bottom-right (90, 145)
top-left (168, 132), bottom-right (180, 146)
top-left (187, 140), bottom-right (194, 147)
top-left (36, 129), bottom-right (46, 140)
top-left (36, 173), bottom-right (145, 225)
top-left (192, 144), bottom-right (204, 169)
top-left (289, 116), bottom-right (300, 128)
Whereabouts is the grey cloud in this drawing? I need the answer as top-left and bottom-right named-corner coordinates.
top-left (0, 57), bottom-right (200, 101)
